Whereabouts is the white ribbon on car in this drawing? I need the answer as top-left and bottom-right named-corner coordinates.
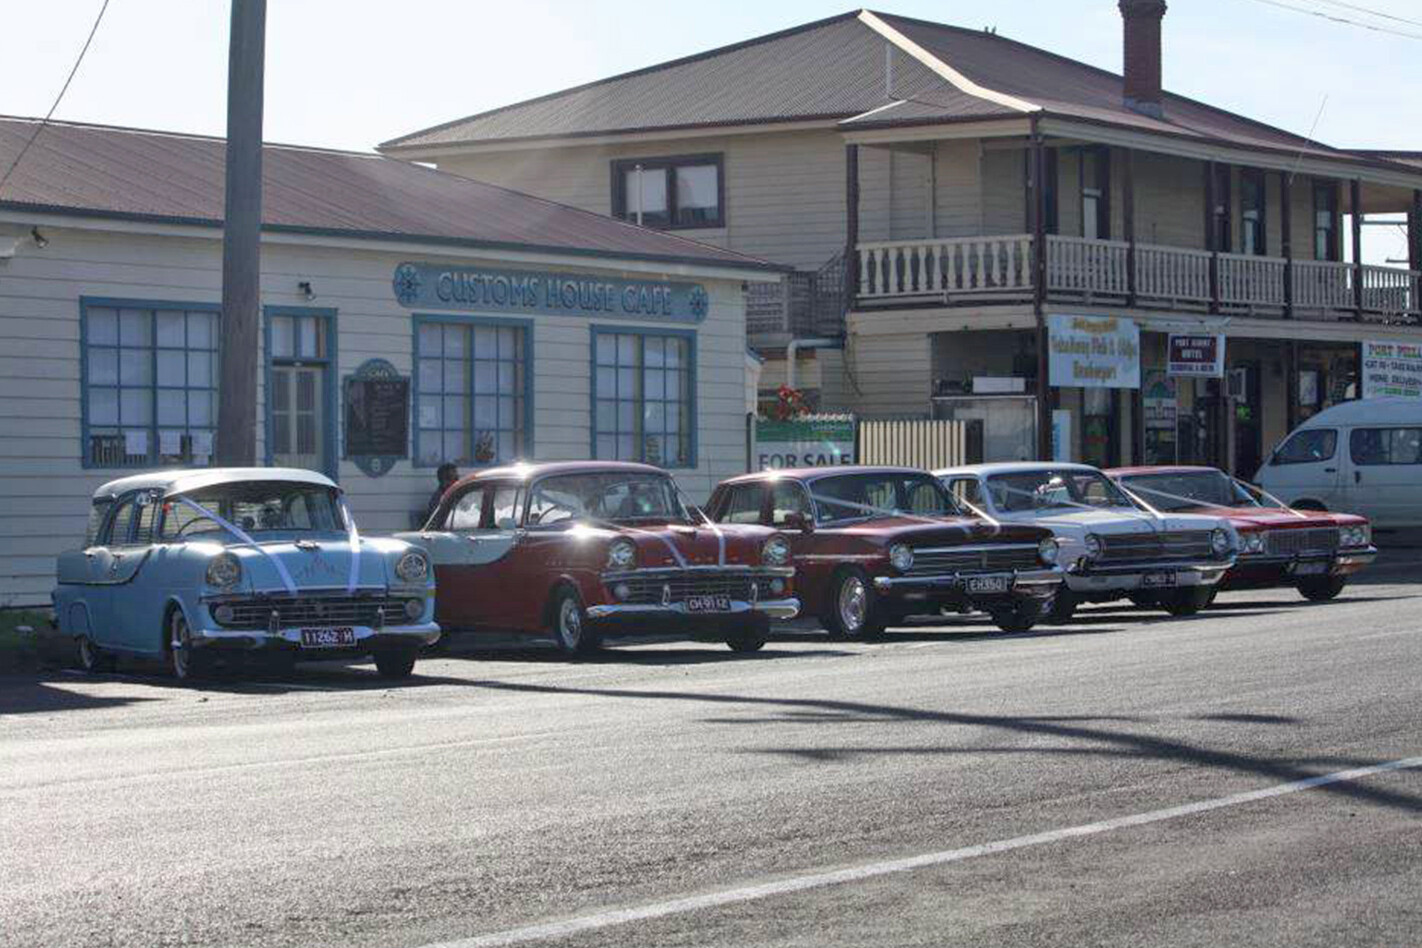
top-left (339, 497), bottom-right (361, 594)
top-left (176, 495), bottom-right (298, 596)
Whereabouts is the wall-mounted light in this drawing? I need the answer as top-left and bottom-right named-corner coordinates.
top-left (298, 280), bottom-right (315, 301)
top-left (30, 227), bottom-right (48, 249)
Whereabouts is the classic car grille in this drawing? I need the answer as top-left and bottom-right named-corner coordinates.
top-left (1097, 530), bottom-right (1215, 564)
top-left (1264, 528), bottom-right (1339, 557)
top-left (607, 571), bottom-right (767, 606)
top-left (907, 545), bottom-right (1040, 577)
top-left (212, 595), bottom-right (407, 629)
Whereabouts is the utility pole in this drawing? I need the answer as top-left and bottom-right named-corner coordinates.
top-left (216, 0), bottom-right (266, 465)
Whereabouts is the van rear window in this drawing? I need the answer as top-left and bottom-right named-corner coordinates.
top-left (1350, 427), bottom-right (1422, 466)
top-left (1272, 429), bottom-right (1336, 465)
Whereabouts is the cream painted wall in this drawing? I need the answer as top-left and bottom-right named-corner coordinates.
top-left (0, 226), bottom-right (751, 604)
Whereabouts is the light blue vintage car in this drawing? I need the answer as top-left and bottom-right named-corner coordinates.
top-left (52, 468), bottom-right (440, 680)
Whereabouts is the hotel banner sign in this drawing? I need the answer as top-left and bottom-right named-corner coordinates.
top-left (1047, 314), bottom-right (1140, 389)
top-left (392, 262), bottom-right (709, 323)
top-left (1167, 333), bottom-right (1225, 378)
top-left (1362, 340), bottom-right (1422, 398)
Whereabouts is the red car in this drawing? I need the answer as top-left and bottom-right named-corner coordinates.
top-left (401, 462), bottom-right (798, 654)
top-left (706, 466), bottom-right (1063, 636)
top-left (1107, 465), bottom-right (1377, 601)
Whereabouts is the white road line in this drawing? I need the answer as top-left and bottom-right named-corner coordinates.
top-left (422, 756), bottom-right (1422, 948)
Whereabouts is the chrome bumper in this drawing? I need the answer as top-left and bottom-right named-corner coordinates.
top-left (1065, 559), bottom-right (1232, 592)
top-left (586, 598), bottom-right (801, 620)
top-left (872, 567), bottom-right (1062, 595)
top-left (189, 622), bottom-right (442, 649)
top-left (1235, 546), bottom-right (1377, 572)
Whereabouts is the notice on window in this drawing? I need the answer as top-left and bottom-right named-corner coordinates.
top-left (1047, 315), bottom-right (1140, 389)
top-left (124, 429), bottom-right (149, 458)
top-left (1362, 340), bottom-right (1422, 399)
top-left (191, 430), bottom-right (213, 463)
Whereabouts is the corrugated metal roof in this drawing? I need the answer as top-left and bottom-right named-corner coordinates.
top-left (0, 116), bottom-right (783, 271)
top-left (382, 7), bottom-right (1412, 175)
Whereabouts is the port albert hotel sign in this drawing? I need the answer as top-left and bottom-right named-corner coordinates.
top-left (1047, 314), bottom-right (1141, 390)
top-left (393, 262), bottom-right (709, 322)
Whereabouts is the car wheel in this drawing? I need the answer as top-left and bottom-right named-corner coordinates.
top-left (1160, 586), bottom-right (1214, 617)
top-left (166, 609), bottom-right (208, 681)
top-left (726, 616), bottom-right (769, 653)
top-left (1297, 576), bottom-right (1347, 602)
top-left (373, 648), bottom-right (418, 680)
top-left (990, 599), bottom-right (1043, 634)
top-left (550, 585), bottom-right (600, 655)
top-left (76, 636), bottom-right (115, 673)
top-left (822, 568), bottom-right (885, 640)
top-left (1047, 592), bottom-right (1078, 623)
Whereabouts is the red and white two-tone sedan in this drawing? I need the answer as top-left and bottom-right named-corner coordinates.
top-left (1107, 465), bottom-right (1377, 602)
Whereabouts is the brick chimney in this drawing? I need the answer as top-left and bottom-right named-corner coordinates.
top-left (1119, 0), bottom-right (1167, 118)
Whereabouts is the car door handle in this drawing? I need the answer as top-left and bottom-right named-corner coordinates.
top-left (1323, 467), bottom-right (1336, 473)
top-left (1354, 471), bottom-right (1362, 484)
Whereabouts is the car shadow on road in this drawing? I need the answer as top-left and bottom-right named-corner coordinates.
top-left (0, 676), bottom-right (164, 715)
top-left (468, 678), bottom-right (1422, 814)
top-left (435, 637), bottom-right (858, 666)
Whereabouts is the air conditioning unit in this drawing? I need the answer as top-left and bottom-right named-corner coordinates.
top-left (1227, 367), bottom-right (1249, 401)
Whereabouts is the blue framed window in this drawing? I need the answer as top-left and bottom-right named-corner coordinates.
top-left (81, 298), bottom-right (219, 468)
top-left (415, 316), bottom-right (531, 467)
top-left (592, 327), bottom-right (695, 468)
top-left (264, 307), bottom-right (338, 478)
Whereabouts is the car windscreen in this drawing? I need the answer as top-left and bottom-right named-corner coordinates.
top-left (986, 469), bottom-right (1132, 513)
top-left (527, 472), bottom-right (690, 526)
top-left (1118, 471), bottom-right (1263, 512)
top-left (160, 481), bottom-right (344, 540)
top-left (810, 473), bottom-right (960, 524)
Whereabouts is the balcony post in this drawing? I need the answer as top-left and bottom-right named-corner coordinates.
top-left (1123, 148), bottom-right (1137, 307)
top-left (1031, 122), bottom-right (1051, 460)
top-left (1205, 160), bottom-right (1220, 314)
top-left (1410, 189), bottom-right (1421, 274)
top-left (845, 144), bottom-right (860, 298)
top-left (1281, 170), bottom-right (1294, 319)
top-left (1351, 178), bottom-right (1364, 315)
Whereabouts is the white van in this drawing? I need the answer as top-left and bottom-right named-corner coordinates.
top-left (1256, 397), bottom-right (1422, 527)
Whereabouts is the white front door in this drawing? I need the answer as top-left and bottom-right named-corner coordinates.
top-left (271, 364), bottom-right (325, 472)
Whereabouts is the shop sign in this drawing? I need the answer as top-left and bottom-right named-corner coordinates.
top-left (1362, 340), bottom-right (1422, 399)
top-left (1142, 369), bottom-right (1178, 464)
top-left (392, 262), bottom-right (709, 323)
top-left (754, 416), bottom-right (855, 469)
top-left (1046, 314), bottom-right (1140, 389)
top-left (1167, 333), bottom-right (1225, 378)
top-left (344, 358), bottom-right (410, 477)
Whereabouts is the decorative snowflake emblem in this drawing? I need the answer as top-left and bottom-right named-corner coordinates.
top-left (687, 285), bottom-right (708, 318)
top-left (393, 263), bottom-right (422, 305)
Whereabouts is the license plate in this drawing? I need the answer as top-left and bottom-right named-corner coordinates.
top-left (299, 627), bottom-right (356, 648)
top-left (1141, 572), bottom-right (1177, 588)
top-left (1293, 561), bottom-right (1329, 576)
top-left (966, 575), bottom-right (1012, 594)
top-left (685, 595), bottom-right (732, 613)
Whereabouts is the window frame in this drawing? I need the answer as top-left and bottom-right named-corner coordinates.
top-left (610, 154), bottom-right (725, 231)
top-left (1240, 168), bottom-right (1268, 257)
top-left (263, 305), bottom-right (339, 478)
top-left (1271, 428), bottom-right (1338, 466)
top-left (79, 297), bottom-right (222, 470)
top-left (412, 314), bottom-right (535, 470)
top-left (718, 482), bottom-right (768, 525)
top-left (1079, 145), bottom-right (1111, 241)
top-left (1312, 179), bottom-right (1341, 262)
top-left (1349, 427), bottom-right (1422, 466)
top-left (589, 325), bottom-right (697, 469)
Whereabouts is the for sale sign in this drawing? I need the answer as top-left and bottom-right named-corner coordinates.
top-left (1167, 334), bottom-right (1225, 377)
top-left (755, 416), bottom-right (855, 470)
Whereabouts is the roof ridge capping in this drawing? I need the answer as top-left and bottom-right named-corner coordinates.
top-left (855, 10), bottom-right (1040, 115)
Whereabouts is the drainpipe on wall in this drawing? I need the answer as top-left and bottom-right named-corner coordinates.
top-left (785, 338), bottom-right (841, 391)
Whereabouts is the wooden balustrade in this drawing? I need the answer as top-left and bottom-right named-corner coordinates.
top-left (857, 236), bottom-right (1033, 299)
top-left (1291, 259), bottom-right (1353, 311)
top-left (1133, 243), bottom-right (1212, 304)
top-left (1046, 236), bottom-right (1130, 297)
top-left (1217, 252), bottom-right (1287, 308)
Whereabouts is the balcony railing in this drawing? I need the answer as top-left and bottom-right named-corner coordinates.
top-left (855, 233), bottom-right (1421, 323)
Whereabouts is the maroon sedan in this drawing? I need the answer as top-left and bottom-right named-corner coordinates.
top-left (402, 462), bottom-right (799, 655)
top-left (706, 466), bottom-right (1063, 636)
top-left (1107, 465), bottom-right (1376, 601)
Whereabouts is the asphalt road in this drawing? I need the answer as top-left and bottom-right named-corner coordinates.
top-left (3, 571), bottom-right (1420, 948)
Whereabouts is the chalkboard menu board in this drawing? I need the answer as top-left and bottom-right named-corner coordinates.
top-left (344, 359), bottom-right (408, 476)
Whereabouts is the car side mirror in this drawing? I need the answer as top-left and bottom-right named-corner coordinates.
top-left (782, 511), bottom-right (814, 534)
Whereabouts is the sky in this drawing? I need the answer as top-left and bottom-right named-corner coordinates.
top-left (1, 0), bottom-right (1418, 260)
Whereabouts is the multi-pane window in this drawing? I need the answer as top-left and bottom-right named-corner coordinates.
top-left (84, 303), bottom-right (218, 467)
top-left (1079, 146), bottom-right (1109, 241)
top-left (416, 321), bottom-right (528, 467)
top-left (593, 330), bottom-right (693, 467)
top-left (1209, 164), bottom-right (1233, 252)
top-left (1313, 180), bottom-right (1340, 261)
top-left (1241, 169), bottom-right (1267, 256)
top-left (612, 155), bottom-right (724, 229)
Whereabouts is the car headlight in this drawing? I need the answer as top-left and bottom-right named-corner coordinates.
top-left (1211, 528), bottom-right (1232, 556)
top-left (763, 535), bottom-right (793, 567)
top-left (1038, 537), bottom-right (1059, 565)
top-left (1343, 524), bottom-right (1369, 548)
top-left (607, 539), bottom-right (637, 570)
top-left (1244, 532), bottom-right (1265, 554)
top-left (205, 552), bottom-right (241, 589)
top-left (403, 598), bottom-right (424, 620)
top-left (395, 550), bottom-right (430, 583)
top-left (1083, 534), bottom-right (1102, 559)
top-left (888, 543), bottom-right (914, 573)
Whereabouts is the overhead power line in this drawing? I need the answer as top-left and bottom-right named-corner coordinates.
top-left (0, 0), bottom-right (113, 200)
top-left (1307, 0), bottom-right (1422, 29)
top-left (1239, 0), bottom-right (1422, 40)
